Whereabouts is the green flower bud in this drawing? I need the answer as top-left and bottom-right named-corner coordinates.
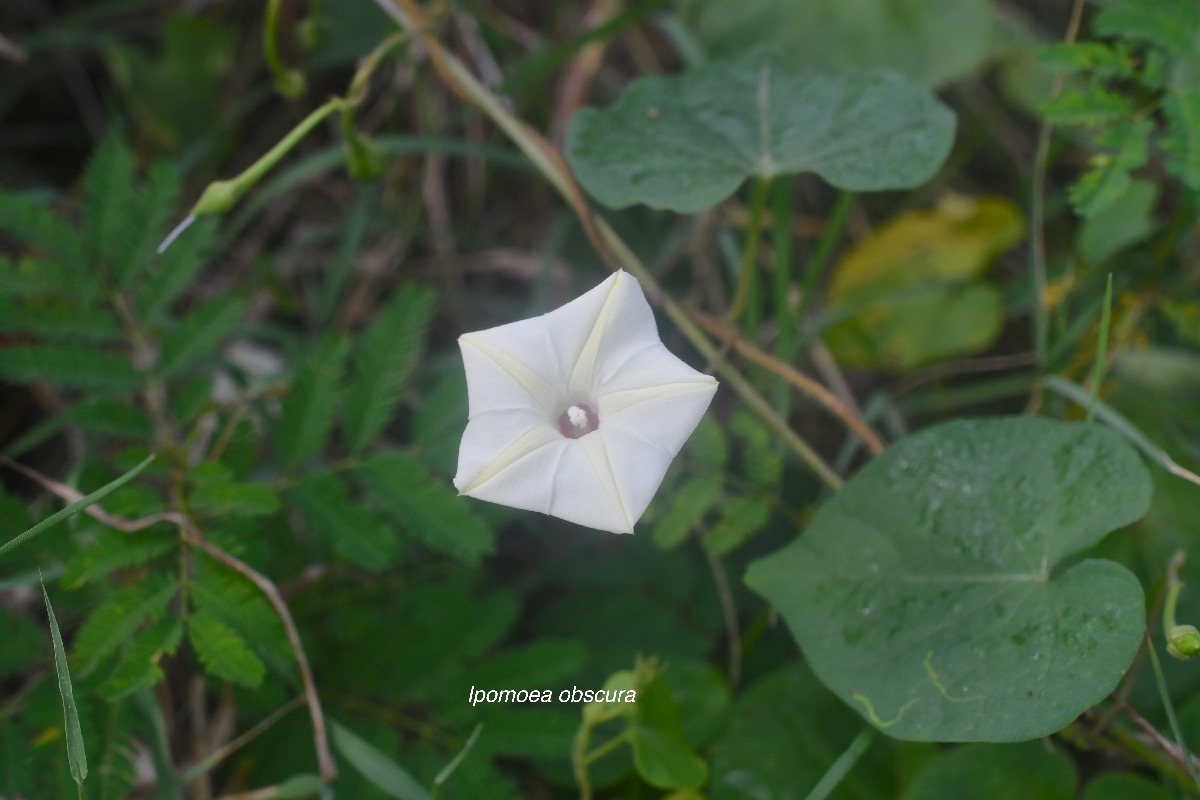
top-left (1168, 624), bottom-right (1200, 660)
top-left (275, 69), bottom-right (306, 100)
top-left (191, 179), bottom-right (241, 216)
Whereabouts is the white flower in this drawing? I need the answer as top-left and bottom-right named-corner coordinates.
top-left (454, 271), bottom-right (718, 533)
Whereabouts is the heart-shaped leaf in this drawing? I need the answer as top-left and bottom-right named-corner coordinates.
top-left (746, 417), bottom-right (1151, 742)
top-left (566, 54), bottom-right (956, 213)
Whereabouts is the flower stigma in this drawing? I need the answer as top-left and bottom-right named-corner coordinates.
top-left (558, 403), bottom-right (599, 439)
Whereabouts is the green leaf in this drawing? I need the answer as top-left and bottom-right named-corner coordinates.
top-left (101, 617), bottom-right (183, 700)
top-left (285, 472), bottom-right (398, 570)
top-left (277, 335), bottom-right (350, 469)
top-left (64, 398), bottom-right (154, 440)
top-left (1038, 43), bottom-right (1137, 79)
top-left (566, 54), bottom-right (955, 213)
top-left (746, 417), bottom-right (1151, 742)
top-left (0, 190), bottom-right (88, 271)
top-left (83, 131), bottom-right (137, 278)
top-left (679, 0), bottom-right (992, 88)
top-left (271, 774), bottom-right (326, 798)
top-left (653, 475), bottom-right (722, 549)
top-left (94, 700), bottom-right (139, 800)
top-left (72, 573), bottom-right (177, 678)
top-left (1039, 85), bottom-right (1133, 126)
top-left (1078, 178), bottom-right (1159, 264)
top-left (703, 496), bottom-right (770, 556)
top-left (331, 721), bottom-right (431, 800)
top-left (187, 610), bottom-right (265, 687)
top-left (158, 295), bottom-right (246, 377)
top-left (42, 581), bottom-right (88, 786)
top-left (709, 664), bottom-right (894, 799)
top-left (344, 283), bottom-right (436, 453)
top-left (62, 528), bottom-right (174, 588)
top-left (731, 409), bottom-right (783, 486)
top-left (0, 454), bottom-right (156, 560)
top-left (189, 554), bottom-right (289, 665)
top-left (0, 299), bottom-right (122, 342)
top-left (908, 742), bottom-right (1076, 800)
top-left (631, 675), bottom-right (707, 791)
top-left (1070, 119), bottom-right (1152, 218)
top-left (190, 463), bottom-right (280, 518)
top-left (356, 451), bottom-right (494, 566)
top-left (1162, 90), bottom-right (1200, 190)
top-left (1093, 0), bottom-right (1200, 51)
top-left (1080, 772), bottom-right (1172, 800)
top-left (0, 344), bottom-right (141, 393)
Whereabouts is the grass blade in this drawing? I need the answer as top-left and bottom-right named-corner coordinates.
top-left (42, 577), bottom-right (88, 788)
top-left (0, 454), bottom-right (155, 560)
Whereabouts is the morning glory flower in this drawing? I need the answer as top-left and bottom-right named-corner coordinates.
top-left (454, 271), bottom-right (718, 533)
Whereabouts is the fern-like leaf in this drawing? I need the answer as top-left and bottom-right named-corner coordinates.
top-left (355, 451), bottom-right (493, 567)
top-left (71, 574), bottom-right (176, 678)
top-left (100, 617), bottom-right (183, 700)
top-left (62, 528), bottom-right (173, 588)
top-left (343, 284), bottom-right (436, 453)
top-left (158, 295), bottom-right (246, 378)
top-left (285, 472), bottom-right (399, 570)
top-left (702, 496), bottom-right (771, 556)
top-left (0, 190), bottom-right (88, 272)
top-left (1070, 118), bottom-right (1153, 217)
top-left (94, 700), bottom-right (140, 800)
top-left (1163, 90), bottom-right (1200, 189)
top-left (83, 131), bottom-right (138, 282)
top-left (0, 299), bottom-right (122, 342)
top-left (652, 475), bottom-right (723, 550)
top-left (0, 344), bottom-right (140, 393)
top-left (277, 335), bottom-right (350, 469)
top-left (116, 159), bottom-right (181, 287)
top-left (189, 553), bottom-right (289, 664)
top-left (187, 611), bottom-right (265, 687)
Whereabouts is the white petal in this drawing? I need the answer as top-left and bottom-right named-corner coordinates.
top-left (460, 332), bottom-right (561, 416)
top-left (461, 436), bottom-right (634, 533)
top-left (599, 380), bottom-right (719, 522)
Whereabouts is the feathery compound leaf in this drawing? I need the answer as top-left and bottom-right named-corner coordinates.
top-left (101, 618), bottom-right (183, 700)
top-left (1163, 90), bottom-right (1200, 189)
top-left (158, 295), bottom-right (246, 378)
top-left (344, 284), bottom-right (436, 453)
top-left (1070, 119), bottom-right (1152, 217)
top-left (0, 299), bottom-right (122, 343)
top-left (42, 581), bottom-right (88, 787)
top-left (115, 159), bottom-right (181, 287)
top-left (72, 574), bottom-right (177, 678)
top-left (62, 528), bottom-right (174, 588)
top-left (0, 190), bottom-right (88, 271)
top-left (0, 344), bottom-right (141, 393)
top-left (94, 700), bottom-right (140, 800)
top-left (277, 335), bottom-right (350, 469)
top-left (189, 554), bottom-right (289, 664)
top-left (356, 451), bottom-right (493, 566)
top-left (284, 472), bottom-right (399, 570)
top-left (187, 610), bottom-right (265, 687)
top-left (83, 131), bottom-right (138, 278)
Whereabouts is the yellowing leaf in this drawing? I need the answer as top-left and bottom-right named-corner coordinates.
top-left (824, 194), bottom-right (1025, 370)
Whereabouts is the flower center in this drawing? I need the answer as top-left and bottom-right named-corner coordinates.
top-left (557, 403), bottom-right (599, 439)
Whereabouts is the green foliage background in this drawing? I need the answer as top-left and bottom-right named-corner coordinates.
top-left (2, 0), bottom-right (1200, 798)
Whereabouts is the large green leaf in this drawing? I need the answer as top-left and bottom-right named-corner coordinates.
top-left (746, 417), bottom-right (1151, 742)
top-left (566, 54), bottom-right (955, 213)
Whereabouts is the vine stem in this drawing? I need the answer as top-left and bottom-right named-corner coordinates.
top-left (372, 0), bottom-right (844, 490)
